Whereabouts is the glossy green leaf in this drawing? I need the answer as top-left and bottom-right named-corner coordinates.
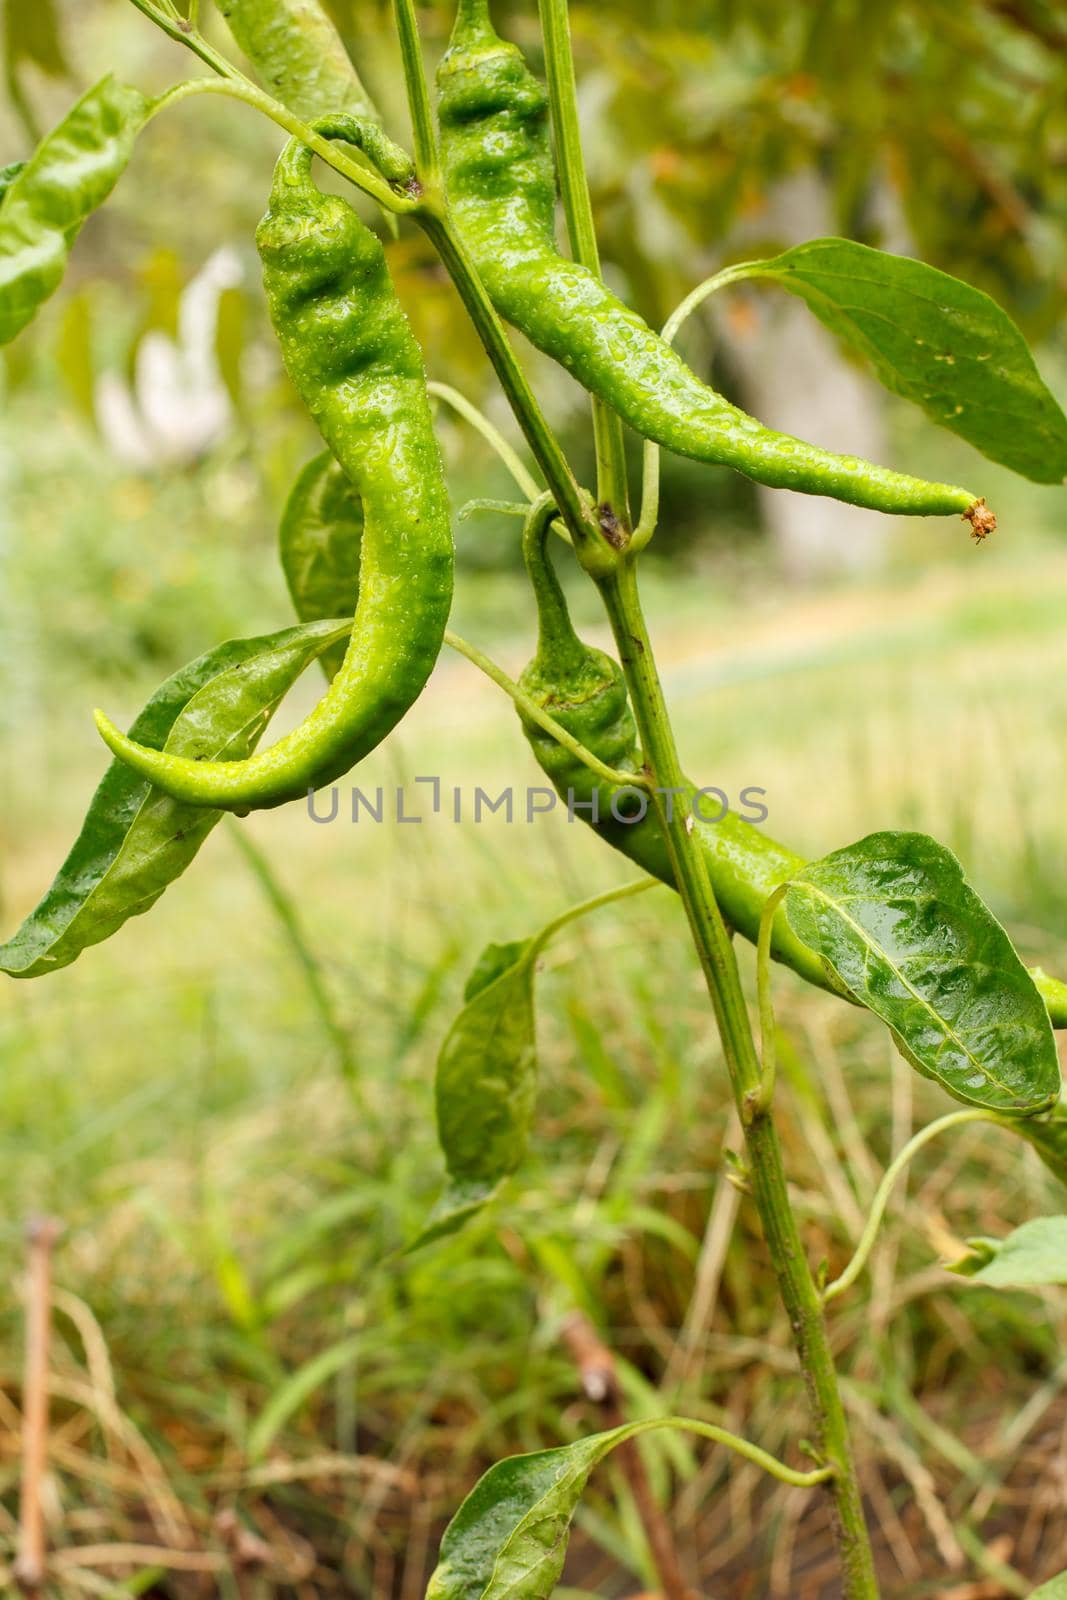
top-left (784, 832), bottom-right (1061, 1114)
top-left (427, 1431), bottom-right (637, 1600)
top-left (1031, 1573), bottom-right (1067, 1599)
top-left (754, 238), bottom-right (1067, 484)
top-left (435, 939), bottom-right (537, 1188)
top-left (0, 620), bottom-right (349, 979)
top-left (0, 76), bottom-right (149, 346)
top-left (427, 1417), bottom-right (795, 1600)
top-left (1009, 1103), bottom-right (1067, 1189)
top-left (278, 451), bottom-right (362, 681)
top-left (956, 1217), bottom-right (1067, 1289)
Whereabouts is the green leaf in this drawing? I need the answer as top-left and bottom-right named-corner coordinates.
top-left (1032, 1573), bottom-right (1067, 1599)
top-left (753, 238), bottom-right (1067, 484)
top-left (426, 1432), bottom-right (619, 1600)
top-left (435, 939), bottom-right (538, 1188)
top-left (278, 451), bottom-right (362, 681)
top-left (0, 75), bottom-right (149, 346)
top-left (0, 620), bottom-right (349, 979)
top-left (958, 1217), bottom-right (1067, 1289)
top-left (784, 832), bottom-right (1061, 1115)
top-left (426, 1415), bottom-right (828, 1599)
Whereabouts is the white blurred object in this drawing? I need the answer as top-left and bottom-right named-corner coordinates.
top-left (96, 247), bottom-right (241, 469)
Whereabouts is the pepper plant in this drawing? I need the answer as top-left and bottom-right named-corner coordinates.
top-left (2, 1), bottom-right (1067, 1595)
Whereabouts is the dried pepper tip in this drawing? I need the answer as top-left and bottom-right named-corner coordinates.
top-left (963, 498), bottom-right (997, 542)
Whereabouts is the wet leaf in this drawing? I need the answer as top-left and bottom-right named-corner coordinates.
top-left (755, 238), bottom-right (1067, 484)
top-left (0, 620), bottom-right (349, 978)
top-left (784, 832), bottom-right (1061, 1114)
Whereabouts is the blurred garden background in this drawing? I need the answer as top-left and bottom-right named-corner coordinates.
top-left (2, 1), bottom-right (1067, 1594)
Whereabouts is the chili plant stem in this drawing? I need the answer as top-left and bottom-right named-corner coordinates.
top-left (596, 555), bottom-right (880, 1600)
top-left (538, 0), bottom-right (630, 527)
top-left (823, 1107), bottom-right (999, 1303)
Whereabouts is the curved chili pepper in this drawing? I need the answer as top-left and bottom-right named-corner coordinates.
top-left (95, 120), bottom-right (453, 810)
top-left (437, 0), bottom-right (988, 525)
top-left (517, 501), bottom-right (831, 989)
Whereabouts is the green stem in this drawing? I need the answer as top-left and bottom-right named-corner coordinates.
top-left (418, 210), bottom-right (599, 556)
top-left (822, 1108), bottom-right (999, 1304)
top-left (596, 555), bottom-right (879, 1599)
top-left (391, 0), bottom-right (440, 186)
top-left (149, 76), bottom-right (415, 214)
top-left (529, 877), bottom-right (660, 960)
top-left (612, 1415), bottom-right (835, 1490)
top-left (443, 629), bottom-right (649, 792)
top-left (537, 0), bottom-right (629, 527)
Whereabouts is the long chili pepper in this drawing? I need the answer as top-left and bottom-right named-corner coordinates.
top-left (95, 120), bottom-right (453, 810)
top-left (437, 0), bottom-right (992, 531)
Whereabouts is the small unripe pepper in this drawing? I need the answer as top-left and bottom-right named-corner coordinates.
top-left (517, 502), bottom-right (829, 991)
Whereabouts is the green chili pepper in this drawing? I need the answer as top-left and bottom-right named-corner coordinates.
top-left (437, 1), bottom-right (989, 527)
top-left (95, 120), bottom-right (453, 811)
top-left (517, 501), bottom-right (847, 993)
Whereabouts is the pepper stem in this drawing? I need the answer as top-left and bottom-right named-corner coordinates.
top-left (523, 495), bottom-right (596, 678)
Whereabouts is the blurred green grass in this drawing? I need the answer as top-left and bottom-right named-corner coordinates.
top-left (2, 376), bottom-right (1067, 1594)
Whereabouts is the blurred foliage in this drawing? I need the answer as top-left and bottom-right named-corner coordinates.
top-left (1, 0), bottom-right (1065, 651)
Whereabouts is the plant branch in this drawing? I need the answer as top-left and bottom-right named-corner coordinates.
top-left (391, 0), bottom-right (440, 186)
top-left (537, 0), bottom-right (629, 526)
top-left (822, 1108), bottom-right (1000, 1304)
top-left (595, 554), bottom-right (879, 1597)
top-left (443, 629), bottom-right (649, 791)
top-left (529, 878), bottom-right (659, 960)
